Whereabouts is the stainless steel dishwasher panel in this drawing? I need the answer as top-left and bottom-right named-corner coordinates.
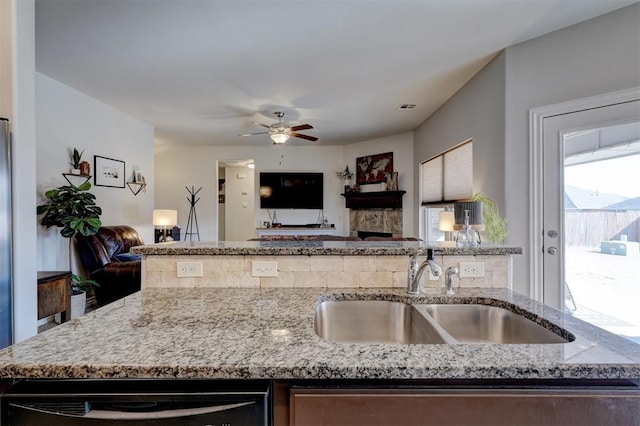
top-left (1, 379), bottom-right (270, 426)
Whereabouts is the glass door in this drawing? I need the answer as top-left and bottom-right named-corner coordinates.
top-left (542, 102), bottom-right (640, 344)
top-left (563, 123), bottom-right (640, 344)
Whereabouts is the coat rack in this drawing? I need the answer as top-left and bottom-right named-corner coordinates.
top-left (184, 186), bottom-right (202, 241)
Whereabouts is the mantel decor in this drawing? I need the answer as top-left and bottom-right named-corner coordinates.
top-left (94, 155), bottom-right (125, 188)
top-left (342, 190), bottom-right (406, 209)
top-left (356, 152), bottom-right (393, 185)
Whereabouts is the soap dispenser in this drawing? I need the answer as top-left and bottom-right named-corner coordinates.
top-left (456, 210), bottom-right (478, 248)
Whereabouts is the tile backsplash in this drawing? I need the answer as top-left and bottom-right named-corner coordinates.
top-left (142, 254), bottom-right (512, 291)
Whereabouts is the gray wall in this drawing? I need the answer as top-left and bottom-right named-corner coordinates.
top-left (414, 3), bottom-right (640, 296)
top-left (414, 51), bottom-right (506, 225)
top-left (504, 3), bottom-right (640, 293)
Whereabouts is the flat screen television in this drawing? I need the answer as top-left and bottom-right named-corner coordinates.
top-left (259, 172), bottom-right (323, 210)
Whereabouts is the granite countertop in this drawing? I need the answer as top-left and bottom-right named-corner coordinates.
top-left (0, 287), bottom-right (638, 380)
top-left (132, 240), bottom-right (523, 256)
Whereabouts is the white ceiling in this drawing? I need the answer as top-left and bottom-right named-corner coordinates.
top-left (35, 0), bottom-right (637, 147)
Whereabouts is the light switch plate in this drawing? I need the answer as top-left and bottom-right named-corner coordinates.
top-left (252, 260), bottom-right (278, 277)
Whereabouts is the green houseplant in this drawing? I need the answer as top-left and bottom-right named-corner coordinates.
top-left (71, 274), bottom-right (100, 295)
top-left (69, 148), bottom-right (84, 174)
top-left (37, 182), bottom-right (102, 317)
top-left (470, 192), bottom-right (508, 244)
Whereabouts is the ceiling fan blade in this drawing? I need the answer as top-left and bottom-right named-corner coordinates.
top-left (251, 121), bottom-right (271, 129)
top-left (289, 124), bottom-right (313, 131)
top-left (291, 132), bottom-right (318, 142)
top-left (239, 132), bottom-right (270, 136)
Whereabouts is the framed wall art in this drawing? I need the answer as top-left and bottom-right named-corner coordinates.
top-left (356, 151), bottom-right (393, 184)
top-left (94, 155), bottom-right (125, 188)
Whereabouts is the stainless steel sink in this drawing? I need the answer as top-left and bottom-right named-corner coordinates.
top-left (314, 300), bottom-right (450, 344)
top-left (417, 304), bottom-right (572, 344)
top-left (314, 300), bottom-right (572, 345)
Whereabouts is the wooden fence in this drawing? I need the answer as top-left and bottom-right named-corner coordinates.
top-left (565, 211), bottom-right (640, 247)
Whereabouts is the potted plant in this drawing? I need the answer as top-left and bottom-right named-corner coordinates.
top-left (470, 192), bottom-right (508, 244)
top-left (69, 148), bottom-right (84, 174)
top-left (337, 166), bottom-right (354, 193)
top-left (37, 181), bottom-right (102, 318)
top-left (70, 274), bottom-right (100, 319)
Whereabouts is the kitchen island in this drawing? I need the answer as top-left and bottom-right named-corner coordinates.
top-left (2, 242), bottom-right (639, 424)
top-left (0, 287), bottom-right (638, 424)
top-left (0, 287), bottom-right (638, 380)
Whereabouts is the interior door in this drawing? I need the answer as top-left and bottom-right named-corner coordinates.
top-left (541, 100), bottom-right (640, 309)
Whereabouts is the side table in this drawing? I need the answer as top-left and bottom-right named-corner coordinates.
top-left (37, 271), bottom-right (71, 323)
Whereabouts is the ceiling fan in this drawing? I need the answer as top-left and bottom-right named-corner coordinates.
top-left (239, 112), bottom-right (318, 144)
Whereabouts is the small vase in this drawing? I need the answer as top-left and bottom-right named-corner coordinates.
top-left (79, 161), bottom-right (90, 176)
top-left (70, 168), bottom-right (81, 175)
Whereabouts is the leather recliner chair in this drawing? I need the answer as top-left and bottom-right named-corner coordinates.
top-left (75, 225), bottom-right (144, 306)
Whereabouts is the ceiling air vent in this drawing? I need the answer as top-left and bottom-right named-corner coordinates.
top-left (398, 104), bottom-right (417, 110)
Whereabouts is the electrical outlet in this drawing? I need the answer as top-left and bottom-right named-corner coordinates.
top-left (459, 262), bottom-right (484, 278)
top-left (177, 261), bottom-right (203, 277)
top-left (252, 261), bottom-right (278, 277)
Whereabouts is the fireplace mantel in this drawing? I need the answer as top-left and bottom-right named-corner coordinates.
top-left (341, 191), bottom-right (406, 209)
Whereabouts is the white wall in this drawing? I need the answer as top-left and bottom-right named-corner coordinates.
top-left (343, 132), bottom-right (416, 237)
top-left (36, 73), bottom-right (155, 272)
top-left (3, 0), bottom-right (39, 342)
top-left (156, 145), bottom-right (347, 239)
top-left (155, 137), bottom-right (417, 240)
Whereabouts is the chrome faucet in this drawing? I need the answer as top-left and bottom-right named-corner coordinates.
top-left (407, 249), bottom-right (443, 296)
top-left (444, 266), bottom-right (459, 295)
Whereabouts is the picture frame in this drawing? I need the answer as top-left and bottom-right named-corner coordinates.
top-left (356, 151), bottom-right (394, 184)
top-left (94, 155), bottom-right (125, 188)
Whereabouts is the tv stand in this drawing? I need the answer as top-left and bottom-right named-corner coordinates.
top-left (256, 226), bottom-right (336, 237)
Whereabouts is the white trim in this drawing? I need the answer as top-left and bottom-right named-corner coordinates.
top-left (528, 87), bottom-right (640, 303)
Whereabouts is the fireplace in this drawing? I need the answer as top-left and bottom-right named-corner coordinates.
top-left (358, 231), bottom-right (392, 239)
top-left (349, 209), bottom-right (403, 238)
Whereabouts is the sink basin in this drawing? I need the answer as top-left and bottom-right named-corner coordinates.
top-left (417, 304), bottom-right (572, 344)
top-left (314, 300), bottom-right (450, 344)
top-left (314, 300), bottom-right (573, 345)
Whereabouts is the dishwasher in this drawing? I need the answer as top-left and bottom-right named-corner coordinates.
top-left (0, 379), bottom-right (270, 425)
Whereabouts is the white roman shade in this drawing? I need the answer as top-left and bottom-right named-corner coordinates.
top-left (443, 141), bottom-right (473, 200)
top-left (420, 139), bottom-right (473, 204)
top-left (420, 156), bottom-right (443, 203)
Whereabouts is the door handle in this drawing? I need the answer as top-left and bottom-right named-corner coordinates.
top-left (547, 247), bottom-right (559, 255)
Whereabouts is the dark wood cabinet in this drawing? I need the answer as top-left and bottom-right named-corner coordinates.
top-left (281, 382), bottom-right (640, 426)
top-left (341, 191), bottom-right (406, 209)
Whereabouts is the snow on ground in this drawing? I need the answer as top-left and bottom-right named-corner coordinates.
top-left (565, 245), bottom-right (640, 344)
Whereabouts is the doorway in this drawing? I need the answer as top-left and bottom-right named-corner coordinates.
top-left (563, 124), bottom-right (640, 344)
top-left (217, 159), bottom-right (256, 241)
top-left (532, 91), bottom-right (639, 343)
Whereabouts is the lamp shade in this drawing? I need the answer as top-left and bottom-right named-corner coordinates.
top-left (153, 209), bottom-right (178, 227)
top-left (438, 211), bottom-right (455, 232)
top-left (454, 201), bottom-right (483, 225)
top-left (270, 133), bottom-right (290, 144)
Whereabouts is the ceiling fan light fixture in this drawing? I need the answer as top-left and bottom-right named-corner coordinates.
top-left (270, 133), bottom-right (290, 144)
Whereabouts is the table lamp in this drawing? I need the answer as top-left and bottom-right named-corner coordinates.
top-left (153, 209), bottom-right (178, 242)
top-left (438, 210), bottom-right (455, 241)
